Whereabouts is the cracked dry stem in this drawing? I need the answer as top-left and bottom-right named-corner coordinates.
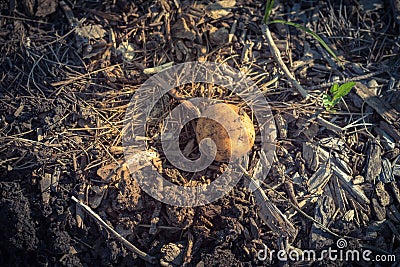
top-left (263, 25), bottom-right (309, 100)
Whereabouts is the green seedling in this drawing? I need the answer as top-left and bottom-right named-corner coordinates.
top-left (263, 0), bottom-right (340, 63)
top-left (322, 81), bottom-right (356, 110)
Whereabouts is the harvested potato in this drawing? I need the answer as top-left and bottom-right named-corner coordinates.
top-left (195, 103), bottom-right (255, 162)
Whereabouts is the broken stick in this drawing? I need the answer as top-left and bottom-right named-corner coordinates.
top-left (71, 196), bottom-right (157, 264)
top-left (262, 25), bottom-right (309, 99)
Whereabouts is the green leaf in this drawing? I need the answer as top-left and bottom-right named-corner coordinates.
top-left (332, 81), bottom-right (356, 101)
top-left (322, 93), bottom-right (333, 110)
top-left (263, 0), bottom-right (275, 24)
top-left (331, 98), bottom-right (341, 107)
top-left (323, 82), bottom-right (356, 110)
top-left (268, 20), bottom-right (340, 63)
top-left (330, 83), bottom-right (339, 94)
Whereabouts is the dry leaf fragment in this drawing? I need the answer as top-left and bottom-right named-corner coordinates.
top-left (206, 0), bottom-right (236, 19)
top-left (35, 0), bottom-right (58, 17)
top-left (97, 163), bottom-right (119, 181)
top-left (89, 185), bottom-right (108, 209)
top-left (116, 41), bottom-right (136, 62)
top-left (76, 25), bottom-right (106, 40)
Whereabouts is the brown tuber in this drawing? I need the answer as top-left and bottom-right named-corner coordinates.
top-left (195, 103), bottom-right (255, 162)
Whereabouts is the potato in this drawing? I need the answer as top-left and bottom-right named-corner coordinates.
top-left (195, 103), bottom-right (255, 162)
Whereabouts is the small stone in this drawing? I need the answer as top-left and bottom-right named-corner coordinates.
top-left (209, 27), bottom-right (229, 46)
top-left (171, 18), bottom-right (196, 41)
top-left (160, 242), bottom-right (185, 266)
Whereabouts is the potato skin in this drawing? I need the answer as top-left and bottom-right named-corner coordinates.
top-left (195, 103), bottom-right (255, 162)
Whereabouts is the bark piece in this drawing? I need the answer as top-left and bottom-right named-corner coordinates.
top-left (40, 173), bottom-right (52, 204)
top-left (379, 121), bottom-right (400, 142)
top-left (372, 198), bottom-right (386, 221)
top-left (245, 175), bottom-right (298, 242)
top-left (310, 195), bottom-right (335, 249)
top-left (308, 164), bottom-right (332, 194)
top-left (390, 180), bottom-right (400, 205)
top-left (354, 82), bottom-right (400, 127)
top-left (332, 162), bottom-right (370, 205)
top-left (379, 158), bottom-right (394, 183)
top-left (375, 181), bottom-right (391, 207)
top-left (303, 142), bottom-right (319, 171)
top-left (365, 140), bottom-right (382, 183)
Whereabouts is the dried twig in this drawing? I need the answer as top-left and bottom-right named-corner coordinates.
top-left (262, 25), bottom-right (309, 99)
top-left (51, 64), bottom-right (121, 87)
top-left (316, 116), bottom-right (343, 132)
top-left (305, 66), bottom-right (397, 91)
top-left (183, 231), bottom-right (194, 267)
top-left (71, 196), bottom-right (157, 264)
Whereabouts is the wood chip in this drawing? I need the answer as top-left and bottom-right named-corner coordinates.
top-left (275, 113), bottom-right (288, 139)
top-left (332, 162), bottom-right (370, 205)
top-left (40, 173), bottom-right (52, 204)
top-left (51, 167), bottom-right (60, 192)
top-left (375, 181), bottom-right (391, 206)
top-left (245, 175), bottom-right (298, 242)
top-left (307, 164), bottom-right (332, 194)
top-left (372, 198), bottom-right (386, 221)
top-left (354, 82), bottom-right (400, 127)
top-left (310, 195), bottom-right (335, 249)
top-left (365, 139), bottom-right (382, 183)
top-left (379, 158), bottom-right (394, 183)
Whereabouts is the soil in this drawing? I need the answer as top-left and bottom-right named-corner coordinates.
top-left (1, 0), bottom-right (400, 266)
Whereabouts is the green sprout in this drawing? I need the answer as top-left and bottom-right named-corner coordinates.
top-left (322, 82), bottom-right (356, 110)
top-left (263, 0), bottom-right (340, 63)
